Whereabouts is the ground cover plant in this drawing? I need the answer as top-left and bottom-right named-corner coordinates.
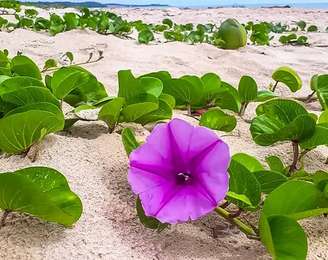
top-left (0, 3), bottom-right (324, 49)
top-left (0, 17), bottom-right (327, 260)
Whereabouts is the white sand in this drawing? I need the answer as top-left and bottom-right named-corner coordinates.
top-left (0, 7), bottom-right (327, 260)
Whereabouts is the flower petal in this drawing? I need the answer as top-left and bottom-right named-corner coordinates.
top-left (188, 125), bottom-right (221, 160)
top-left (128, 166), bottom-right (174, 195)
top-left (167, 119), bottom-right (194, 170)
top-left (142, 184), bottom-right (218, 224)
top-left (129, 121), bottom-right (179, 177)
top-left (192, 140), bottom-right (230, 202)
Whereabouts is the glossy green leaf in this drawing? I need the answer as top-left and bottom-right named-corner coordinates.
top-left (118, 70), bottom-right (162, 104)
top-left (0, 102), bottom-right (64, 153)
top-left (215, 81), bottom-right (241, 113)
top-left (232, 153), bottom-right (264, 172)
top-left (199, 108), bottom-right (236, 132)
top-left (314, 74), bottom-right (328, 110)
top-left (0, 76), bottom-right (44, 95)
top-left (227, 158), bottom-right (261, 210)
top-left (259, 215), bottom-right (307, 260)
top-left (10, 55), bottom-right (41, 80)
top-left (162, 77), bottom-right (203, 107)
top-left (1, 86), bottom-right (60, 108)
top-left (262, 180), bottom-right (328, 220)
top-left (265, 155), bottom-right (285, 173)
top-left (318, 110), bottom-right (328, 124)
top-left (300, 123), bottom-right (328, 149)
top-left (238, 75), bottom-right (258, 103)
top-left (200, 72), bottom-right (222, 105)
top-left (121, 128), bottom-right (140, 156)
top-left (99, 97), bottom-right (125, 132)
top-left (136, 99), bottom-right (172, 125)
top-left (250, 99), bottom-right (316, 146)
top-left (253, 170), bottom-right (288, 193)
top-left (272, 67), bottom-right (302, 92)
top-left (0, 167), bottom-right (82, 226)
top-left (51, 67), bottom-right (88, 99)
top-left (121, 102), bottom-right (158, 123)
top-left (138, 29), bottom-right (154, 44)
top-left (43, 58), bottom-right (57, 71)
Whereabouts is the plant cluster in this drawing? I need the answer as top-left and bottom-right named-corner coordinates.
top-left (0, 5), bottom-right (324, 49)
top-left (0, 33), bottom-right (327, 260)
top-left (120, 67), bottom-right (328, 259)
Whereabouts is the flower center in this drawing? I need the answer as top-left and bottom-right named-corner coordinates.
top-left (176, 172), bottom-right (192, 184)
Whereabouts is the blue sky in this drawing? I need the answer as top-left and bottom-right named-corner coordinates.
top-left (22, 0), bottom-right (328, 7)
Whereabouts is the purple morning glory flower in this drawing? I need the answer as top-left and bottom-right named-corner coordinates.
top-left (128, 118), bottom-right (230, 224)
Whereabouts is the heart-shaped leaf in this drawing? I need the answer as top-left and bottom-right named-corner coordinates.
top-left (215, 81), bottom-right (241, 113)
top-left (259, 215), bottom-right (307, 260)
top-left (313, 74), bottom-right (328, 110)
top-left (231, 153), bottom-right (264, 172)
top-left (119, 70), bottom-right (163, 104)
top-left (227, 157), bottom-right (261, 210)
top-left (250, 99), bottom-right (316, 146)
top-left (262, 180), bottom-right (328, 220)
top-left (98, 97), bottom-right (125, 132)
top-left (199, 108), bottom-right (236, 132)
top-left (136, 98), bottom-right (172, 125)
top-left (265, 155), bottom-right (285, 173)
top-left (200, 72), bottom-right (222, 105)
top-left (121, 128), bottom-right (140, 156)
top-left (272, 67), bottom-right (302, 92)
top-left (0, 167), bottom-right (82, 226)
top-left (253, 170), bottom-right (288, 193)
top-left (163, 77), bottom-right (203, 108)
top-left (238, 75), bottom-right (258, 103)
top-left (121, 102), bottom-right (158, 123)
top-left (10, 55), bottom-right (41, 80)
top-left (300, 123), bottom-right (328, 150)
top-left (0, 102), bottom-right (64, 154)
top-left (138, 29), bottom-right (154, 44)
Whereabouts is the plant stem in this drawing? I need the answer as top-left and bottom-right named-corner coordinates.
top-left (187, 104), bottom-right (192, 116)
top-left (304, 91), bottom-right (316, 103)
top-left (42, 56), bottom-right (104, 73)
top-left (214, 207), bottom-right (258, 238)
top-left (272, 81), bottom-right (279, 92)
top-left (239, 102), bottom-right (248, 117)
top-left (1, 210), bottom-right (10, 228)
top-left (289, 141), bottom-right (299, 174)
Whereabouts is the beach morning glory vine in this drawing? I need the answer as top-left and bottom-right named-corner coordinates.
top-left (128, 118), bottom-right (230, 224)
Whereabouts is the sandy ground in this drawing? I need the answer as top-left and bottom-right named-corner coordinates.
top-left (0, 7), bottom-right (328, 260)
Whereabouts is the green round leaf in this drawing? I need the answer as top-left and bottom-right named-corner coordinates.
top-left (0, 102), bottom-right (64, 154)
top-left (250, 99), bottom-right (316, 146)
top-left (121, 128), bottom-right (140, 156)
top-left (10, 55), bottom-right (42, 80)
top-left (199, 108), bottom-right (237, 132)
top-left (259, 215), bottom-right (308, 260)
top-left (0, 167), bottom-right (82, 226)
top-left (272, 66), bottom-right (302, 92)
top-left (238, 75), bottom-right (258, 103)
top-left (262, 180), bottom-right (328, 220)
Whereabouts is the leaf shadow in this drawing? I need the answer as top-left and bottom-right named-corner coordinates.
top-left (0, 212), bottom-right (67, 249)
top-left (59, 122), bottom-right (109, 140)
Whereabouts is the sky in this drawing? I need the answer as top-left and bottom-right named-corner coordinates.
top-left (22, 0), bottom-right (328, 7)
